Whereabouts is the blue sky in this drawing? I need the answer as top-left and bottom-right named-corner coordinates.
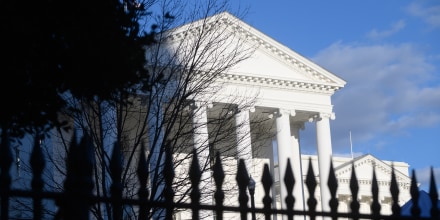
top-left (233, 0), bottom-right (440, 190)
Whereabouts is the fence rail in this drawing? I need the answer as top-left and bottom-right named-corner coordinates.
top-left (1, 133), bottom-right (439, 220)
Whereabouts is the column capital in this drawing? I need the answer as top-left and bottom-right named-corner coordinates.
top-left (274, 108), bottom-right (296, 118)
top-left (308, 112), bottom-right (335, 122)
top-left (320, 112), bottom-right (335, 120)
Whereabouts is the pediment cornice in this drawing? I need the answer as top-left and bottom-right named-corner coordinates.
top-left (334, 154), bottom-right (411, 184)
top-left (217, 72), bottom-right (342, 94)
top-left (166, 12), bottom-right (346, 91)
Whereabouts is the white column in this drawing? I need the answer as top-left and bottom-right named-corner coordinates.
top-left (235, 106), bottom-right (254, 172)
top-left (315, 112), bottom-right (334, 214)
top-left (192, 101), bottom-right (213, 219)
top-left (268, 138), bottom-right (278, 217)
top-left (290, 123), bottom-right (305, 213)
top-left (275, 108), bottom-right (295, 212)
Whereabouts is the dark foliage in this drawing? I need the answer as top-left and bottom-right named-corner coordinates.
top-left (0, 0), bottom-right (153, 138)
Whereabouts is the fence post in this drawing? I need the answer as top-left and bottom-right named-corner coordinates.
top-left (349, 163), bottom-right (360, 220)
top-left (110, 142), bottom-right (123, 220)
top-left (261, 164), bottom-right (273, 220)
top-left (248, 176), bottom-right (256, 220)
top-left (58, 132), bottom-right (77, 219)
top-left (0, 131), bottom-right (12, 220)
top-left (190, 149), bottom-right (201, 220)
top-left (370, 167), bottom-right (381, 220)
top-left (429, 167), bottom-right (439, 219)
top-left (327, 161), bottom-right (338, 220)
top-left (236, 159), bottom-right (249, 220)
top-left (164, 146), bottom-right (174, 220)
top-left (410, 170), bottom-right (421, 217)
top-left (63, 133), bottom-right (95, 220)
top-left (137, 143), bottom-right (149, 220)
top-left (30, 137), bottom-right (45, 220)
top-left (213, 152), bottom-right (225, 220)
top-left (389, 165), bottom-right (401, 218)
top-left (305, 158), bottom-right (317, 220)
top-left (283, 159), bottom-right (295, 220)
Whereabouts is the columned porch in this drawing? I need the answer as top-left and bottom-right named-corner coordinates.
top-left (187, 101), bottom-right (336, 217)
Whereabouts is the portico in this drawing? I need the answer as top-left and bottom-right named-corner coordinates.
top-left (166, 11), bottom-right (346, 218)
top-left (190, 102), bottom-right (340, 214)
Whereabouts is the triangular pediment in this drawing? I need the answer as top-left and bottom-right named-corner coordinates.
top-left (165, 11), bottom-right (346, 94)
top-left (334, 154), bottom-right (411, 184)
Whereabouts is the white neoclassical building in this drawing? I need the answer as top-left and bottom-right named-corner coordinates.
top-left (164, 12), bottom-right (412, 219)
top-left (170, 10), bottom-right (346, 209)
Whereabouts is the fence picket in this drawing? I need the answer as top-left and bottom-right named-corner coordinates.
top-left (327, 160), bottom-right (338, 220)
top-left (261, 164), bottom-right (273, 220)
top-left (137, 143), bottom-right (149, 220)
top-left (349, 162), bottom-right (360, 220)
top-left (213, 152), bottom-right (225, 220)
top-left (30, 137), bottom-right (45, 220)
top-left (305, 158), bottom-right (317, 220)
top-left (61, 131), bottom-right (79, 220)
top-left (236, 159), bottom-right (249, 220)
top-left (371, 166), bottom-right (380, 220)
top-left (110, 142), bottom-right (123, 220)
top-left (390, 165), bottom-right (401, 218)
top-left (0, 132), bottom-right (12, 220)
top-left (410, 170), bottom-right (421, 217)
top-left (430, 167), bottom-right (439, 219)
top-left (164, 146), bottom-right (174, 220)
top-left (190, 148), bottom-right (201, 220)
top-left (283, 159), bottom-right (295, 220)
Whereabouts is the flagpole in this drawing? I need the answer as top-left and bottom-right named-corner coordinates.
top-left (349, 130), bottom-right (354, 159)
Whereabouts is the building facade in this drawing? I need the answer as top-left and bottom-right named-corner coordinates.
top-left (164, 12), bottom-right (411, 220)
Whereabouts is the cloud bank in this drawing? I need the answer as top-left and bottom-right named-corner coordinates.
top-left (407, 2), bottom-right (440, 29)
top-left (310, 41), bottom-right (440, 152)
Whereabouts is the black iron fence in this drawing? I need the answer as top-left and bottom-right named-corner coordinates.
top-left (1, 133), bottom-right (439, 220)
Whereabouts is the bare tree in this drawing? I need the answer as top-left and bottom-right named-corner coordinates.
top-left (11, 1), bottom-right (275, 219)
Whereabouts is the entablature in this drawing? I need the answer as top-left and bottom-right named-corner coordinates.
top-left (218, 72), bottom-right (343, 94)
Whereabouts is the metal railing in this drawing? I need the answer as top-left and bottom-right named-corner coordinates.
top-left (1, 133), bottom-right (438, 220)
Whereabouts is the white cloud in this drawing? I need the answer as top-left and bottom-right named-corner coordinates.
top-left (367, 20), bottom-right (406, 39)
top-left (311, 42), bottom-right (440, 152)
top-left (407, 1), bottom-right (440, 29)
top-left (415, 166), bottom-right (440, 193)
top-left (386, 112), bottom-right (440, 130)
